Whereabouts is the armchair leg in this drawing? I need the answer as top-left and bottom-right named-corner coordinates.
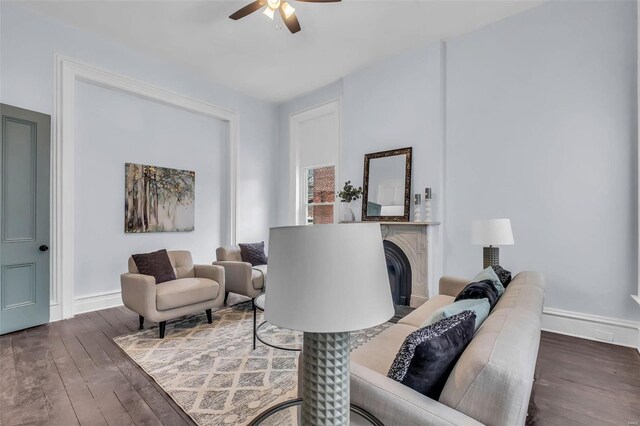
top-left (224, 291), bottom-right (230, 304)
top-left (159, 321), bottom-right (167, 339)
top-left (206, 309), bottom-right (212, 324)
top-left (139, 315), bottom-right (144, 330)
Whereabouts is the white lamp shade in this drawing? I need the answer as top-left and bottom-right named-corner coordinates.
top-left (265, 224), bottom-right (394, 333)
top-left (471, 219), bottom-right (514, 246)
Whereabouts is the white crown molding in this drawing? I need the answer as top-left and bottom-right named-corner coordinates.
top-left (51, 55), bottom-right (238, 321)
top-left (542, 307), bottom-right (640, 350)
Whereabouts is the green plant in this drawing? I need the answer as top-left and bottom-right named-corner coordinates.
top-left (337, 181), bottom-right (363, 203)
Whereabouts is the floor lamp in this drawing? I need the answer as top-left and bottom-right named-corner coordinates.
top-left (265, 224), bottom-right (394, 425)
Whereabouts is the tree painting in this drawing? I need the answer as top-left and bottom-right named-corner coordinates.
top-left (125, 163), bottom-right (195, 233)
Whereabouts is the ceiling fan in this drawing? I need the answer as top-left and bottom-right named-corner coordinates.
top-left (229, 0), bottom-right (341, 34)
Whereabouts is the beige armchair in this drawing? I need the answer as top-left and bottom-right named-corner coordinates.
top-left (121, 250), bottom-right (225, 338)
top-left (213, 245), bottom-right (266, 303)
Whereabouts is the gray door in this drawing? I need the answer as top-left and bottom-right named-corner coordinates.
top-left (0, 104), bottom-right (50, 334)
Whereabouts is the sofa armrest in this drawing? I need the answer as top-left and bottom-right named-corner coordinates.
top-left (212, 261), bottom-right (253, 295)
top-left (195, 264), bottom-right (225, 288)
top-left (120, 273), bottom-right (156, 318)
top-left (439, 276), bottom-right (469, 297)
top-left (350, 362), bottom-right (483, 426)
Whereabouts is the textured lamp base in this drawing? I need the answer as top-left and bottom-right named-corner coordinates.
top-left (483, 246), bottom-right (499, 269)
top-left (302, 332), bottom-right (350, 426)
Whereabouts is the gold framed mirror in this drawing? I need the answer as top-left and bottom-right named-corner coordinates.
top-left (361, 147), bottom-right (412, 222)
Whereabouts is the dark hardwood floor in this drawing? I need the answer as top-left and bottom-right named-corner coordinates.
top-left (1, 298), bottom-right (638, 426)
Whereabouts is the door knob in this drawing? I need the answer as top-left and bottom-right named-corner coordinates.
top-left (39, 245), bottom-right (49, 252)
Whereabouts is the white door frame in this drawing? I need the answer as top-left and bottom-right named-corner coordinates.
top-left (289, 98), bottom-right (341, 225)
top-left (51, 55), bottom-right (238, 321)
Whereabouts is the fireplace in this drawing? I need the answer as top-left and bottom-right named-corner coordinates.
top-left (384, 240), bottom-right (412, 306)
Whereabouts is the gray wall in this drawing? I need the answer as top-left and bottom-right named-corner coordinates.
top-left (445, 0), bottom-right (639, 321)
top-left (1, 3), bottom-right (278, 298)
top-left (276, 0), bottom-right (638, 323)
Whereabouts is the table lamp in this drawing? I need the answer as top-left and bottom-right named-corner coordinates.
top-left (266, 223), bottom-right (393, 426)
top-left (471, 218), bottom-right (514, 268)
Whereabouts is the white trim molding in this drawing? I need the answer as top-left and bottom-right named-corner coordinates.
top-left (542, 307), bottom-right (640, 349)
top-left (73, 290), bottom-right (123, 316)
top-left (51, 55), bottom-right (239, 321)
top-left (289, 98), bottom-right (342, 225)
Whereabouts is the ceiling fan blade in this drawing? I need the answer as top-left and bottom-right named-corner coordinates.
top-left (279, 6), bottom-right (301, 34)
top-left (229, 1), bottom-right (265, 20)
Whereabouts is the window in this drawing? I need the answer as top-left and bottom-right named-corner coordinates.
top-left (305, 165), bottom-right (335, 224)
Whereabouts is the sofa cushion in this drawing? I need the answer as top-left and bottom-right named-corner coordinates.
top-left (455, 280), bottom-right (499, 308)
top-left (471, 267), bottom-right (504, 295)
top-left (351, 324), bottom-right (416, 375)
top-left (252, 265), bottom-right (267, 290)
top-left (397, 294), bottom-right (455, 328)
top-left (156, 278), bottom-right (220, 311)
top-left (491, 265), bottom-right (512, 287)
top-left (388, 311), bottom-right (476, 399)
top-left (239, 242), bottom-right (268, 266)
top-left (423, 298), bottom-right (491, 332)
top-left (132, 249), bottom-right (176, 284)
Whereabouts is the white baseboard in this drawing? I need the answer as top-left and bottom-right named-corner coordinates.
top-left (50, 303), bottom-right (62, 322)
top-left (73, 290), bottom-right (123, 315)
top-left (542, 307), bottom-right (640, 350)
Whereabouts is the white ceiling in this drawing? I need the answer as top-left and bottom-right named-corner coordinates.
top-left (16, 0), bottom-right (544, 103)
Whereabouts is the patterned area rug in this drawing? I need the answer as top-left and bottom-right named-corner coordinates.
top-left (114, 302), bottom-right (391, 426)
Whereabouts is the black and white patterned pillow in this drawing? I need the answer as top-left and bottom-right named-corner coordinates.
top-left (492, 265), bottom-right (512, 287)
top-left (387, 310), bottom-right (476, 399)
top-left (239, 242), bottom-right (268, 266)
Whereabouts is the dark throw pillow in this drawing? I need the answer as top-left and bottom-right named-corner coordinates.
top-left (132, 249), bottom-right (176, 284)
top-left (388, 310), bottom-right (476, 399)
top-left (492, 265), bottom-right (512, 287)
top-left (239, 242), bottom-right (268, 266)
top-left (455, 279), bottom-right (500, 308)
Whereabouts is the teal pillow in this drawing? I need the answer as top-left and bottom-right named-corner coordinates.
top-left (423, 298), bottom-right (491, 331)
top-left (471, 267), bottom-right (505, 296)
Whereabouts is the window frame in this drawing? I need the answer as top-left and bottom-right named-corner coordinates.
top-left (303, 163), bottom-right (337, 225)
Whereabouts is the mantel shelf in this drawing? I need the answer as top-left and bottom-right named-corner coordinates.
top-left (339, 221), bottom-right (441, 226)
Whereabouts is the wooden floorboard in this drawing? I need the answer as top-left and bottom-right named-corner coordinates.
top-left (1, 299), bottom-right (638, 426)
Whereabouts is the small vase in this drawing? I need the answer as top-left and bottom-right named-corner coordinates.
top-left (343, 202), bottom-right (356, 222)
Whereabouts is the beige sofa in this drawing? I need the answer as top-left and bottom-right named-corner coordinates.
top-left (121, 250), bottom-right (225, 338)
top-left (214, 245), bottom-right (266, 302)
top-left (349, 271), bottom-right (545, 426)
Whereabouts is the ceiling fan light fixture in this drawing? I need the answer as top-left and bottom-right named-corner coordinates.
top-left (281, 1), bottom-right (295, 19)
top-left (263, 6), bottom-right (276, 20)
top-left (267, 0), bottom-right (281, 10)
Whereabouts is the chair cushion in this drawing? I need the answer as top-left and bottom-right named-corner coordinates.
top-left (252, 265), bottom-right (267, 290)
top-left (156, 278), bottom-right (220, 311)
top-left (131, 249), bottom-right (176, 284)
top-left (216, 245), bottom-right (242, 262)
top-left (239, 242), bottom-right (268, 266)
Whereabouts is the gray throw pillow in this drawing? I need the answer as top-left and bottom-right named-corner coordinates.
top-left (387, 310), bottom-right (476, 399)
top-left (132, 249), bottom-right (176, 284)
top-left (239, 242), bottom-right (268, 266)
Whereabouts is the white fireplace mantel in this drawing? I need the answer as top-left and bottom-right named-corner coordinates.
top-left (340, 221), bottom-right (440, 308)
